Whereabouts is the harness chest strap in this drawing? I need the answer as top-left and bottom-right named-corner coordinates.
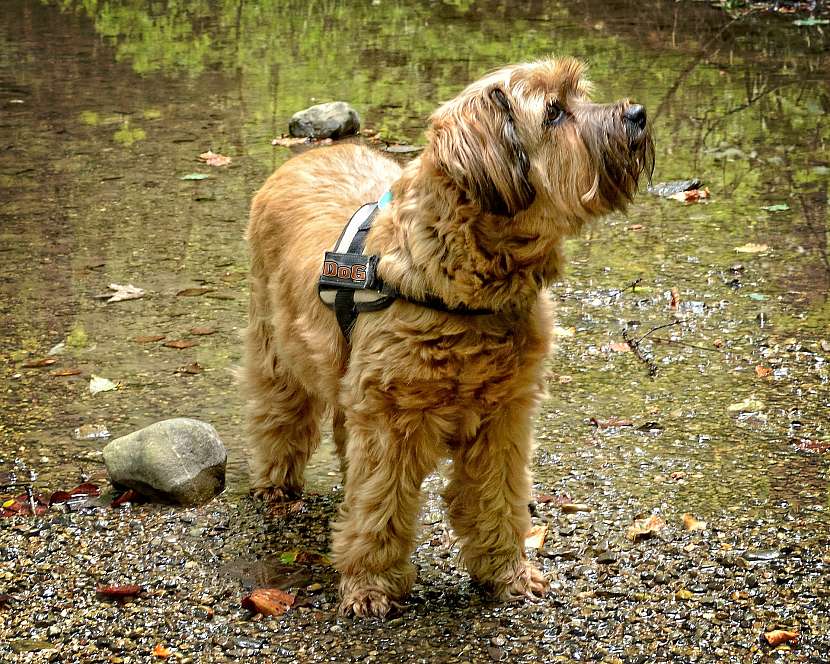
top-left (317, 191), bottom-right (493, 340)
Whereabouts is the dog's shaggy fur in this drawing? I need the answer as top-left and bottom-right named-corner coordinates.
top-left (244, 57), bottom-right (654, 617)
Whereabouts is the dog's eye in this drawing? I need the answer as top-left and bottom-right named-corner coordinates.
top-left (544, 101), bottom-right (566, 127)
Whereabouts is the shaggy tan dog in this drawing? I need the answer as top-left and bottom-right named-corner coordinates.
top-left (244, 57), bottom-right (653, 617)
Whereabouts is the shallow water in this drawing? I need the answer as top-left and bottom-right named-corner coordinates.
top-left (1, 0), bottom-right (827, 529)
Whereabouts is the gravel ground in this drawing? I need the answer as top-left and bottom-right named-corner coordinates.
top-left (2, 468), bottom-right (828, 664)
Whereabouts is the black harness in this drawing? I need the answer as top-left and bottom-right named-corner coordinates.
top-left (317, 194), bottom-right (494, 340)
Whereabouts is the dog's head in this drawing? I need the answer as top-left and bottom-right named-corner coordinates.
top-left (425, 57), bottom-right (655, 223)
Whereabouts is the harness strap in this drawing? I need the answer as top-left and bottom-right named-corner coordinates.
top-left (318, 192), bottom-right (495, 341)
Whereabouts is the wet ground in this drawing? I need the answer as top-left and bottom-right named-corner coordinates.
top-left (1, 0), bottom-right (829, 662)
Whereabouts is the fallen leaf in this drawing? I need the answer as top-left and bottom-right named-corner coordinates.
top-left (176, 287), bottom-right (214, 297)
top-left (525, 524), bottom-right (548, 549)
top-left (69, 483), bottom-right (101, 498)
top-left (675, 588), bottom-right (694, 601)
top-left (111, 489), bottom-right (144, 507)
top-left (761, 203), bottom-right (790, 212)
top-left (735, 243), bottom-right (769, 254)
top-left (627, 224), bottom-right (644, 231)
top-left (793, 17), bottom-right (829, 25)
top-left (89, 375), bottom-right (119, 394)
top-left (552, 325), bottom-right (576, 337)
top-left (73, 424), bottom-right (109, 440)
top-left (152, 643), bottom-right (171, 659)
top-left (763, 629), bottom-right (799, 646)
top-left (383, 144), bottom-right (422, 154)
top-left (713, 338), bottom-right (725, 348)
top-left (198, 150), bottom-right (231, 167)
top-left (22, 357), bottom-right (57, 368)
top-left (49, 367), bottom-right (82, 377)
top-left (682, 513), bottom-right (707, 531)
top-left (536, 494), bottom-right (555, 504)
top-left (174, 362), bottom-right (203, 375)
top-left (590, 417), bottom-right (634, 429)
top-left (294, 551), bottom-right (333, 565)
top-left (626, 515), bottom-right (666, 542)
top-left (189, 326), bottom-right (216, 335)
top-left (560, 503), bottom-right (592, 514)
top-left (669, 187), bottom-right (710, 203)
top-left (271, 136), bottom-right (311, 147)
top-left (180, 173), bottom-right (210, 180)
top-left (755, 365), bottom-right (773, 378)
top-left (134, 335), bottom-right (165, 343)
top-left (607, 342), bottom-right (632, 353)
top-left (97, 584), bottom-right (141, 599)
top-left (163, 340), bottom-right (198, 349)
top-left (670, 287), bottom-right (680, 309)
top-left (241, 588), bottom-right (295, 617)
top-left (791, 438), bottom-right (830, 454)
top-left (104, 283), bottom-right (145, 303)
top-left (727, 397), bottom-right (765, 413)
top-left (279, 551), bottom-right (298, 564)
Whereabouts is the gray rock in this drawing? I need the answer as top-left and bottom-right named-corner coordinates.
top-left (103, 418), bottom-right (226, 506)
top-left (288, 101), bottom-right (360, 139)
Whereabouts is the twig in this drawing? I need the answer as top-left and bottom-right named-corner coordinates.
top-left (610, 277), bottom-right (642, 299)
top-left (635, 320), bottom-right (682, 345)
top-left (649, 336), bottom-right (722, 353)
top-left (622, 327), bottom-right (658, 377)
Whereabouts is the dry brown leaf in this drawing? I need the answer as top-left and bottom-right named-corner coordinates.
top-left (271, 136), bottom-right (310, 147)
top-left (198, 150), bottom-right (231, 167)
top-left (670, 287), bottom-right (680, 309)
top-left (608, 342), bottom-right (632, 353)
top-left (189, 326), bottom-right (216, 336)
top-left (163, 340), bottom-right (198, 349)
top-left (669, 187), bottom-right (710, 203)
top-left (97, 584), bottom-right (141, 599)
top-left (241, 588), bottom-right (295, 617)
top-left (22, 357), bottom-right (57, 368)
top-left (49, 367), bottom-right (82, 377)
top-left (682, 513), bottom-right (707, 531)
top-left (524, 524), bottom-right (548, 550)
top-left (560, 503), bottom-right (592, 514)
top-left (134, 335), bottom-right (165, 343)
top-left (176, 287), bottom-right (214, 297)
top-left (626, 515), bottom-right (666, 542)
top-left (755, 365), bottom-right (773, 378)
top-left (152, 643), bottom-right (171, 659)
top-left (763, 629), bottom-right (799, 646)
top-left (174, 362), bottom-right (203, 375)
top-left (627, 224), bottom-right (644, 231)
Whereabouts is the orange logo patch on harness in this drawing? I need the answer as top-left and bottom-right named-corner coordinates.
top-left (322, 260), bottom-right (366, 282)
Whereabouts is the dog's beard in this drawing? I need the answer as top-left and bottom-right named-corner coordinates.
top-left (577, 104), bottom-right (655, 213)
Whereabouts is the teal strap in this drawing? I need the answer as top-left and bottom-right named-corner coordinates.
top-left (377, 189), bottom-right (393, 210)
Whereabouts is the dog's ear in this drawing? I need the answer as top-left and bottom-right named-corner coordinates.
top-left (428, 86), bottom-right (535, 216)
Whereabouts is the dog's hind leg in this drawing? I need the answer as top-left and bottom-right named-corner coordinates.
top-left (443, 397), bottom-right (548, 601)
top-left (243, 316), bottom-right (324, 501)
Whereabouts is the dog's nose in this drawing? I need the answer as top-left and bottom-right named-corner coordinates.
top-left (624, 104), bottom-right (647, 131)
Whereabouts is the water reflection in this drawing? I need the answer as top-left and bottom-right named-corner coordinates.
top-left (0, 1), bottom-right (827, 518)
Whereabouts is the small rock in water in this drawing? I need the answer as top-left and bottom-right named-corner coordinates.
top-left (288, 101), bottom-right (360, 139)
top-left (647, 179), bottom-right (702, 197)
top-left (741, 548), bottom-right (781, 562)
top-left (103, 418), bottom-right (226, 506)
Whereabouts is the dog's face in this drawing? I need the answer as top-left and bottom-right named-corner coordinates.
top-left (426, 57), bottom-right (655, 225)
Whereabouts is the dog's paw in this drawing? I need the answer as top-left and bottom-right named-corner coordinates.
top-left (250, 485), bottom-right (301, 502)
top-left (494, 561), bottom-right (548, 601)
top-left (339, 587), bottom-right (400, 618)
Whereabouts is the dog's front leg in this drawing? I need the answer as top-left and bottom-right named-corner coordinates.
top-left (332, 411), bottom-right (439, 618)
top-left (443, 399), bottom-right (548, 601)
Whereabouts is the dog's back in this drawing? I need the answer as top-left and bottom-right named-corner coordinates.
top-left (245, 144), bottom-right (401, 402)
